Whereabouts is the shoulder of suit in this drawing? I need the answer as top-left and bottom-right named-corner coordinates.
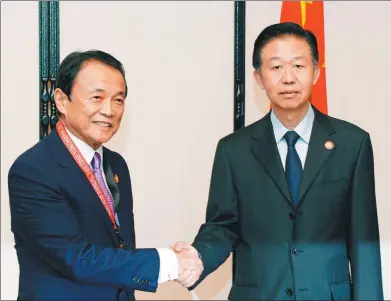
top-left (103, 147), bottom-right (128, 165)
top-left (219, 115), bottom-right (268, 146)
top-left (12, 133), bottom-right (52, 167)
top-left (8, 133), bottom-right (54, 178)
top-left (324, 113), bottom-right (370, 139)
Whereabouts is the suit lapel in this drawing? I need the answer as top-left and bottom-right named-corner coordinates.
top-left (296, 107), bottom-right (337, 206)
top-left (102, 148), bottom-right (133, 247)
top-left (103, 149), bottom-right (120, 210)
top-left (49, 129), bottom-right (119, 244)
top-left (251, 112), bottom-right (293, 206)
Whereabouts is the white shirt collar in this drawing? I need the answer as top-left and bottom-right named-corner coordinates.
top-left (65, 127), bottom-right (103, 169)
top-left (270, 103), bottom-right (314, 144)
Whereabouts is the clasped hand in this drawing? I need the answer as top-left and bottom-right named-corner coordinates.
top-left (170, 241), bottom-right (203, 288)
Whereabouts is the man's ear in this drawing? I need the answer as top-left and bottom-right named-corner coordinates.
top-left (253, 69), bottom-right (265, 90)
top-left (312, 65), bottom-right (320, 85)
top-left (54, 88), bottom-right (68, 115)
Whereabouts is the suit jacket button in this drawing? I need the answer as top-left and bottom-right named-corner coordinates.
top-left (292, 248), bottom-right (298, 255)
top-left (286, 288), bottom-right (293, 296)
top-left (289, 213), bottom-right (295, 220)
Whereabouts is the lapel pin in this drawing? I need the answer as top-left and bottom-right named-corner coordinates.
top-left (324, 140), bottom-right (334, 150)
top-left (114, 174), bottom-right (119, 184)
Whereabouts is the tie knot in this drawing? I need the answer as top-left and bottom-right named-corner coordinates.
top-left (91, 152), bottom-right (101, 170)
top-left (284, 131), bottom-right (300, 147)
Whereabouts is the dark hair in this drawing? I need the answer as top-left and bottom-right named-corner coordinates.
top-left (252, 22), bottom-right (318, 70)
top-left (56, 50), bottom-right (128, 99)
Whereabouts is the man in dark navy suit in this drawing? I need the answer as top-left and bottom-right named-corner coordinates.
top-left (8, 50), bottom-right (202, 301)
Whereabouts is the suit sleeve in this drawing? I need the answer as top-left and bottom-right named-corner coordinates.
top-left (8, 160), bottom-right (160, 292)
top-left (190, 139), bottom-right (240, 288)
top-left (348, 133), bottom-right (383, 300)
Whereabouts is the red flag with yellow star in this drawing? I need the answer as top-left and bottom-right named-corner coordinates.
top-left (280, 1), bottom-right (328, 114)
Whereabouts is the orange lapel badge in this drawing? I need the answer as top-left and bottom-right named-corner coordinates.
top-left (114, 174), bottom-right (119, 184)
top-left (324, 140), bottom-right (334, 150)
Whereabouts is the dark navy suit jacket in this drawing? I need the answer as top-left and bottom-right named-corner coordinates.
top-left (8, 129), bottom-right (159, 301)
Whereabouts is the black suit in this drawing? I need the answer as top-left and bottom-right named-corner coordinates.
top-left (191, 106), bottom-right (383, 300)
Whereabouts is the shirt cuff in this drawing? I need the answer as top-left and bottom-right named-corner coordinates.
top-left (156, 248), bottom-right (179, 283)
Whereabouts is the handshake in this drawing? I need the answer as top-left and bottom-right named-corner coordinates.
top-left (170, 241), bottom-right (204, 288)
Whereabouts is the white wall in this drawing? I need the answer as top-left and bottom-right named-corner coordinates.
top-left (1, 1), bottom-right (39, 299)
top-left (1, 1), bottom-right (390, 300)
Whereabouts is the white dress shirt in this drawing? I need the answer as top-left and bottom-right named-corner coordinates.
top-left (270, 104), bottom-right (315, 170)
top-left (65, 128), bottom-right (178, 283)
